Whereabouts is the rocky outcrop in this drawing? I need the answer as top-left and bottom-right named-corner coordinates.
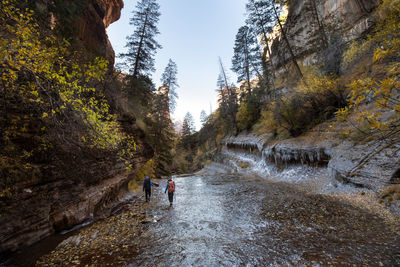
top-left (221, 129), bottom-right (399, 191)
top-left (34, 0), bottom-right (123, 65)
top-left (0, 120), bottom-right (150, 256)
top-left (1, 172), bottom-right (126, 253)
top-left (96, 0), bottom-right (124, 28)
top-left (77, 0), bottom-right (124, 65)
top-left (271, 0), bottom-right (380, 70)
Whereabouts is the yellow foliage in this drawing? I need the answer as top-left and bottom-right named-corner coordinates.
top-left (254, 109), bottom-right (278, 135)
top-left (343, 0), bottom-right (400, 69)
top-left (128, 159), bottom-right (156, 192)
top-left (236, 102), bottom-right (252, 130)
top-left (0, 0), bottom-right (135, 166)
top-left (372, 0), bottom-right (400, 62)
top-left (337, 77), bottom-right (399, 134)
top-left (342, 40), bottom-right (373, 70)
top-left (336, 0), bottom-right (400, 139)
top-left (298, 66), bottom-right (340, 95)
top-left (216, 132), bottom-right (225, 148)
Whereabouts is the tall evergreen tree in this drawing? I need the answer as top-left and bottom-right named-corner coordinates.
top-left (181, 112), bottom-right (196, 149)
top-left (121, 0), bottom-right (161, 78)
top-left (231, 25), bottom-right (261, 94)
top-left (200, 110), bottom-right (208, 126)
top-left (182, 112), bottom-right (195, 136)
top-left (246, 0), bottom-right (275, 68)
top-left (216, 61), bottom-right (238, 132)
top-left (218, 57), bottom-right (230, 88)
top-left (246, 0), bottom-right (304, 81)
top-left (147, 86), bottom-right (175, 176)
top-left (160, 59), bottom-right (179, 113)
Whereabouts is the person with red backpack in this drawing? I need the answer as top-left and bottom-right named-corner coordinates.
top-left (164, 178), bottom-right (175, 206)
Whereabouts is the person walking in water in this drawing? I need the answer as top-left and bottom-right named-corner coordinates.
top-left (143, 176), bottom-right (154, 202)
top-left (165, 177), bottom-right (175, 206)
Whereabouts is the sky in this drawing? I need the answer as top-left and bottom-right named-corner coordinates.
top-left (107, 0), bottom-right (247, 130)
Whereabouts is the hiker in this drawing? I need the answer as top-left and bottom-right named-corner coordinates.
top-left (143, 176), bottom-right (154, 202)
top-left (164, 177), bottom-right (175, 206)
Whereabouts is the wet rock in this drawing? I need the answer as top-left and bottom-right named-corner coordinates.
top-left (90, 230), bottom-right (99, 241)
top-left (56, 235), bottom-right (82, 249)
top-left (220, 131), bottom-right (399, 192)
top-left (0, 172), bottom-right (132, 255)
top-left (141, 217), bottom-right (155, 224)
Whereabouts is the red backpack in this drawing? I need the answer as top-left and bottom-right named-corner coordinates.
top-left (168, 181), bottom-right (175, 193)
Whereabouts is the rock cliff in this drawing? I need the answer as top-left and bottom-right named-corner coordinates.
top-left (76, 0), bottom-right (124, 65)
top-left (0, 0), bottom-right (153, 256)
top-left (271, 0), bottom-right (380, 70)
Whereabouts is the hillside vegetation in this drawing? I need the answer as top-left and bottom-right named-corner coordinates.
top-left (174, 0), bottom-right (400, 173)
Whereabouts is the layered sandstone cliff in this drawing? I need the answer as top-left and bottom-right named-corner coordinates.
top-left (221, 129), bottom-right (399, 191)
top-left (0, 0), bottom-right (148, 256)
top-left (271, 0), bottom-right (380, 70)
top-left (77, 0), bottom-right (124, 65)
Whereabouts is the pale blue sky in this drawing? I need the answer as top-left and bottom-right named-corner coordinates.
top-left (107, 0), bottom-right (247, 130)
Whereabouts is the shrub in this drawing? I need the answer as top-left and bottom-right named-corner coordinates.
top-left (272, 69), bottom-right (346, 137)
top-left (253, 109), bottom-right (279, 136)
top-left (336, 0), bottom-right (400, 142)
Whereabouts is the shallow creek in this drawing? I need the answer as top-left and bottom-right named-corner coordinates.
top-left (3, 172), bottom-right (400, 266)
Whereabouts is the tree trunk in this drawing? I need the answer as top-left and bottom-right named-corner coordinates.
top-left (272, 3), bottom-right (305, 81)
top-left (219, 57), bottom-right (229, 88)
top-left (245, 35), bottom-right (252, 95)
top-left (251, 1), bottom-right (278, 97)
top-left (133, 9), bottom-right (149, 79)
top-left (252, 1), bottom-right (277, 78)
top-left (310, 0), bottom-right (328, 48)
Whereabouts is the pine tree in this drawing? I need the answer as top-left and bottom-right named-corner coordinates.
top-left (147, 86), bottom-right (175, 177)
top-left (182, 112), bottom-right (195, 136)
top-left (218, 57), bottom-right (230, 88)
top-left (216, 60), bottom-right (238, 132)
top-left (121, 0), bottom-right (161, 78)
top-left (246, 0), bottom-right (305, 81)
top-left (181, 112), bottom-right (196, 149)
top-left (246, 0), bottom-right (275, 74)
top-left (160, 59), bottom-right (179, 113)
top-left (200, 110), bottom-right (208, 126)
top-left (231, 25), bottom-right (261, 94)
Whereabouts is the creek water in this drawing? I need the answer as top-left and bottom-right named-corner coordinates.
top-left (125, 173), bottom-right (399, 266)
top-left (3, 172), bottom-right (400, 266)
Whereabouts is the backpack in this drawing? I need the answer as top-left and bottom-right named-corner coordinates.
top-left (144, 177), bottom-right (151, 190)
top-left (168, 181), bottom-right (175, 193)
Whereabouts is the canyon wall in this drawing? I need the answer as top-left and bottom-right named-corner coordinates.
top-left (271, 0), bottom-right (380, 70)
top-left (0, 0), bottom-right (154, 255)
top-left (77, 0), bottom-right (124, 65)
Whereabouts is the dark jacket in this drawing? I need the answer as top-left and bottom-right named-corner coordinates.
top-left (143, 177), bottom-right (154, 191)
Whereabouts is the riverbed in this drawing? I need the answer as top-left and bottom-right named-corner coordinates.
top-left (4, 172), bottom-right (400, 266)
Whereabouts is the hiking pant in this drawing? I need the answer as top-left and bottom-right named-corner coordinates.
top-left (168, 192), bottom-right (174, 204)
top-left (145, 189), bottom-right (151, 202)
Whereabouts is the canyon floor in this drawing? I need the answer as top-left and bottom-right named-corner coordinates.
top-left (4, 171), bottom-right (400, 266)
